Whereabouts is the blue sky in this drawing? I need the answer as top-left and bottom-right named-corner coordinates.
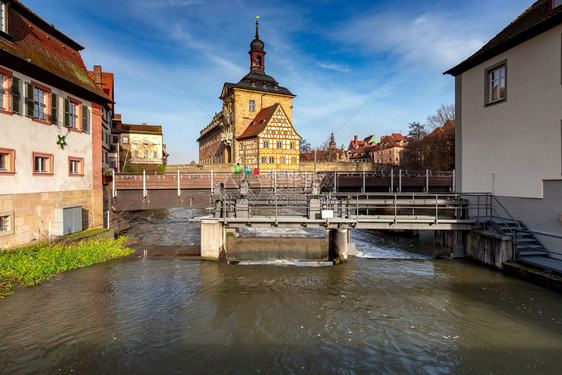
top-left (25, 0), bottom-right (536, 163)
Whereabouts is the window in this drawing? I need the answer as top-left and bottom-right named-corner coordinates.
top-left (290, 142), bottom-right (294, 149)
top-left (153, 139), bottom-right (159, 145)
top-left (113, 136), bottom-right (119, 144)
top-left (263, 141), bottom-right (269, 148)
top-left (134, 150), bottom-right (139, 158)
top-left (133, 137), bottom-right (138, 144)
top-left (143, 138), bottom-right (149, 145)
top-left (249, 100), bottom-right (255, 112)
top-left (153, 151), bottom-right (158, 158)
top-left (32, 152), bottom-right (53, 175)
top-left (25, 83), bottom-right (50, 122)
top-left (280, 156), bottom-right (286, 164)
top-left (68, 157), bottom-right (83, 176)
top-left (123, 136), bottom-right (129, 144)
top-left (0, 215), bottom-right (10, 233)
top-left (64, 98), bottom-right (80, 128)
top-left (0, 1), bottom-right (7, 34)
top-left (277, 141), bottom-right (282, 149)
top-left (292, 157), bottom-right (297, 164)
top-left (486, 62), bottom-right (506, 104)
top-left (144, 151), bottom-right (148, 158)
top-left (261, 156), bottom-right (266, 164)
top-left (0, 148), bottom-right (15, 175)
top-left (553, 0), bottom-right (562, 8)
top-left (269, 156), bottom-right (275, 164)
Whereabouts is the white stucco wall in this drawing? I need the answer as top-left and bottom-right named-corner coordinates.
top-left (0, 66), bottom-right (94, 194)
top-left (459, 26), bottom-right (562, 198)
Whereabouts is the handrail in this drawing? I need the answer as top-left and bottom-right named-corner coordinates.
top-left (490, 196), bottom-right (522, 259)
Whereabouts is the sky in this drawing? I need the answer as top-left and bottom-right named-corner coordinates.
top-left (24, 0), bottom-right (536, 164)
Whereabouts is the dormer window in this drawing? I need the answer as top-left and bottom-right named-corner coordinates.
top-left (553, 0), bottom-right (562, 8)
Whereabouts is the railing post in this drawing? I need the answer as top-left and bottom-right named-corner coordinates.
top-left (394, 194), bottom-right (397, 224)
top-left (177, 170), bottom-right (181, 197)
top-left (211, 170), bottom-right (214, 194)
top-left (334, 170), bottom-right (337, 193)
top-left (425, 169), bottom-right (429, 193)
top-left (274, 170), bottom-right (277, 193)
top-left (106, 211), bottom-right (110, 229)
top-left (399, 169), bottom-right (402, 193)
top-left (362, 169), bottom-right (366, 193)
top-left (435, 194), bottom-right (439, 224)
top-left (305, 171), bottom-right (307, 191)
top-left (390, 169), bottom-right (394, 192)
top-left (452, 169), bottom-right (456, 192)
top-left (112, 169), bottom-right (116, 198)
top-left (143, 170), bottom-right (146, 198)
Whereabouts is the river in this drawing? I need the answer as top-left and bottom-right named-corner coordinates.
top-left (0, 208), bottom-right (560, 374)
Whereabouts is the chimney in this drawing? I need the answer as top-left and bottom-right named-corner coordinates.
top-left (93, 65), bottom-right (102, 88)
top-left (354, 135), bottom-right (358, 142)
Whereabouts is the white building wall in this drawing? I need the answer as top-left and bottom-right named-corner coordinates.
top-left (459, 25), bottom-right (562, 198)
top-left (0, 66), bottom-right (93, 194)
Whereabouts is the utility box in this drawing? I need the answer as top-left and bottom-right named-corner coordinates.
top-left (54, 206), bottom-right (82, 236)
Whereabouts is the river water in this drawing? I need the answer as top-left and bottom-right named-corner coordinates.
top-left (0, 208), bottom-right (561, 374)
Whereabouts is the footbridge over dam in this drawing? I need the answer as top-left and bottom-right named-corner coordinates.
top-left (195, 180), bottom-right (489, 264)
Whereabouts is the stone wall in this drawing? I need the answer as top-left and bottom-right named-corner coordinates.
top-left (0, 190), bottom-right (103, 249)
top-left (465, 231), bottom-right (513, 269)
top-left (226, 236), bottom-right (329, 261)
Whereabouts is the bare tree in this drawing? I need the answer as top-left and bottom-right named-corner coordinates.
top-left (300, 139), bottom-right (311, 153)
top-left (426, 104), bottom-right (455, 130)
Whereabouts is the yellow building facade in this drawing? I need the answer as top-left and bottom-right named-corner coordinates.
top-left (238, 104), bottom-right (301, 171)
top-left (198, 20), bottom-right (298, 167)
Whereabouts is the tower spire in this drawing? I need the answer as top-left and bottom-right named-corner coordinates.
top-left (249, 17), bottom-right (266, 72)
top-left (255, 16), bottom-right (259, 39)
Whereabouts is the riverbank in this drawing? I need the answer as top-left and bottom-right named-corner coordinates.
top-left (0, 236), bottom-right (133, 298)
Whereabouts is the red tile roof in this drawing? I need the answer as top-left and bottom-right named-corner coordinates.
top-left (237, 104), bottom-right (279, 140)
top-left (428, 120), bottom-right (455, 138)
top-left (0, 1), bottom-right (110, 101)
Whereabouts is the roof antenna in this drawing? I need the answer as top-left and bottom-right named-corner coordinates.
top-left (255, 16), bottom-right (260, 39)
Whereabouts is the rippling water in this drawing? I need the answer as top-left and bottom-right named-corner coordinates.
top-left (1, 208), bottom-right (561, 374)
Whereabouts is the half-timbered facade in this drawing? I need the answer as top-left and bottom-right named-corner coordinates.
top-left (237, 104), bottom-right (301, 171)
top-left (198, 19), bottom-right (297, 166)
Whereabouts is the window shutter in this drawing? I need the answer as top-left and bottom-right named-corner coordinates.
top-left (82, 105), bottom-right (89, 133)
top-left (64, 99), bottom-right (70, 127)
top-left (25, 82), bottom-right (34, 117)
top-left (51, 93), bottom-right (58, 124)
top-left (11, 76), bottom-right (20, 114)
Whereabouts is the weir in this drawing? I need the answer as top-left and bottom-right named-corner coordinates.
top-left (196, 181), bottom-right (482, 263)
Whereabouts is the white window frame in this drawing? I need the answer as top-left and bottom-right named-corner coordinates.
top-left (249, 100), bottom-right (255, 112)
top-left (0, 1), bottom-right (7, 34)
top-left (68, 100), bottom-right (77, 128)
top-left (34, 87), bottom-right (47, 121)
top-left (133, 137), bottom-right (138, 144)
top-left (486, 62), bottom-right (507, 105)
top-left (143, 138), bottom-right (149, 145)
top-left (153, 139), bottom-right (159, 145)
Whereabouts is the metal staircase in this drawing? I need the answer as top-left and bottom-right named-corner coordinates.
top-left (491, 218), bottom-right (562, 273)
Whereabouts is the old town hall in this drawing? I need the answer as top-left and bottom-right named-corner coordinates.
top-left (197, 19), bottom-right (301, 171)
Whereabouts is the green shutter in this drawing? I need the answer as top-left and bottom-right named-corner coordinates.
top-left (11, 77), bottom-right (20, 114)
top-left (51, 93), bottom-right (58, 124)
top-left (25, 82), bottom-right (34, 117)
top-left (82, 105), bottom-right (89, 133)
top-left (64, 98), bottom-right (70, 127)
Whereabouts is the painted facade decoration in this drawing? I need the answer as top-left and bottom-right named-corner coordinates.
top-left (237, 103), bottom-right (301, 171)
